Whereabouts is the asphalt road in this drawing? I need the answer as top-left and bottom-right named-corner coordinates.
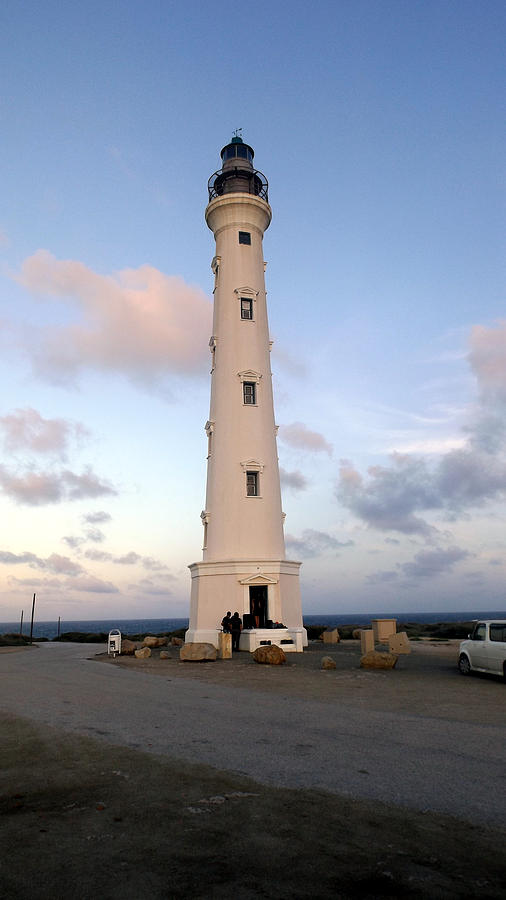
top-left (2, 642), bottom-right (505, 826)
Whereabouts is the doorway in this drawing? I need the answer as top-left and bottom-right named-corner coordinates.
top-left (249, 585), bottom-right (268, 628)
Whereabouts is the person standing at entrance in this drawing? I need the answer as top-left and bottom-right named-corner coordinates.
top-left (221, 611), bottom-right (232, 633)
top-left (231, 612), bottom-right (242, 651)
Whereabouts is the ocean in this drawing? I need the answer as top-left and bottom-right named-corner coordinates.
top-left (1, 610), bottom-right (505, 641)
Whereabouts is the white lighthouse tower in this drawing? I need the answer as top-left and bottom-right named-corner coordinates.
top-left (186, 136), bottom-right (307, 652)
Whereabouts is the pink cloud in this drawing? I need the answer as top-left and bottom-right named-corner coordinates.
top-left (0, 550), bottom-right (83, 575)
top-left (279, 422), bottom-right (333, 455)
top-left (0, 464), bottom-right (117, 505)
top-left (0, 407), bottom-right (88, 456)
top-left (16, 251), bottom-right (212, 386)
top-left (469, 320), bottom-right (506, 400)
top-left (279, 467), bottom-right (308, 491)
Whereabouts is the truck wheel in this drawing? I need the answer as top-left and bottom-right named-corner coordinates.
top-left (458, 653), bottom-right (471, 675)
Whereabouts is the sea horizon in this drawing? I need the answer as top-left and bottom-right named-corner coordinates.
top-left (2, 609), bottom-right (505, 641)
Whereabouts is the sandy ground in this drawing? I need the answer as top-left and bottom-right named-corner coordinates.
top-left (1, 639), bottom-right (505, 899)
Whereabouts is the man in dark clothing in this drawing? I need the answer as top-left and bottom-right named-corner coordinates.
top-left (221, 611), bottom-right (232, 633)
top-left (230, 612), bottom-right (242, 651)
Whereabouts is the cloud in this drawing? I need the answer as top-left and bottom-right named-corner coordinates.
top-left (400, 545), bottom-right (470, 578)
top-left (469, 320), bottom-right (506, 401)
top-left (16, 250), bottom-right (212, 387)
top-left (0, 407), bottom-right (89, 457)
top-left (82, 510), bottom-right (112, 525)
top-left (337, 448), bottom-right (506, 537)
top-left (279, 467), bottom-right (308, 492)
top-left (65, 575), bottom-right (119, 593)
top-left (84, 549), bottom-right (112, 562)
top-left (366, 570), bottom-right (399, 584)
top-left (278, 422), bottom-right (333, 455)
top-left (285, 529), bottom-right (353, 559)
top-left (337, 456), bottom-right (439, 538)
top-left (141, 556), bottom-right (170, 572)
top-left (62, 535), bottom-right (84, 549)
top-left (130, 577), bottom-right (173, 596)
top-left (0, 550), bottom-right (83, 576)
top-left (84, 527), bottom-right (105, 543)
top-left (114, 551), bottom-right (141, 565)
top-left (0, 465), bottom-right (117, 505)
top-left (336, 321), bottom-right (506, 539)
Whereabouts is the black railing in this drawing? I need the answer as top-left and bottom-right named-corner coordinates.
top-left (208, 168), bottom-right (269, 202)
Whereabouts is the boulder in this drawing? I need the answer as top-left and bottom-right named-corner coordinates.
top-left (252, 644), bottom-right (286, 665)
top-left (134, 646), bottom-right (151, 659)
top-left (360, 650), bottom-right (398, 670)
top-left (120, 639), bottom-right (140, 655)
top-left (159, 650), bottom-right (171, 660)
top-left (171, 637), bottom-right (184, 647)
top-left (142, 635), bottom-right (167, 648)
top-left (352, 629), bottom-right (362, 640)
top-left (321, 656), bottom-right (337, 670)
top-left (180, 642), bottom-right (217, 662)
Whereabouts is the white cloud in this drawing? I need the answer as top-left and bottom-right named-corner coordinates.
top-left (16, 250), bottom-right (212, 388)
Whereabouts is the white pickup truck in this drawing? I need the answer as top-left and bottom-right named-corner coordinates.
top-left (458, 620), bottom-right (506, 680)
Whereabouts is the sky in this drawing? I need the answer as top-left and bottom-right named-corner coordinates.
top-left (1, 0), bottom-right (505, 622)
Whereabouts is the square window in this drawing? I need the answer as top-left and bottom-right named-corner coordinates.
top-left (239, 231), bottom-right (251, 245)
top-left (246, 471), bottom-right (258, 496)
top-left (243, 382), bottom-right (256, 404)
top-left (241, 298), bottom-right (253, 320)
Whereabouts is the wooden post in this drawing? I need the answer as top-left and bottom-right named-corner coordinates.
top-left (19, 610), bottom-right (24, 635)
top-left (57, 616), bottom-right (61, 638)
top-left (29, 594), bottom-right (36, 645)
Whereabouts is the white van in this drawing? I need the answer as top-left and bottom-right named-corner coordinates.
top-left (458, 620), bottom-right (506, 680)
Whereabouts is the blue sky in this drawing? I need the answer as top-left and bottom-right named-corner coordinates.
top-left (1, 0), bottom-right (505, 621)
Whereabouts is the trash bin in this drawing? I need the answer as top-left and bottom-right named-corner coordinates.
top-left (108, 629), bottom-right (121, 657)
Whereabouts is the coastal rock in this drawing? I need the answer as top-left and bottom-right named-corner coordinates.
top-left (171, 637), bottom-right (184, 647)
top-left (252, 645), bottom-right (286, 665)
top-left (180, 642), bottom-right (217, 662)
top-left (321, 656), bottom-right (337, 670)
top-left (360, 650), bottom-right (397, 670)
top-left (142, 635), bottom-right (167, 648)
top-left (159, 650), bottom-right (171, 659)
top-left (134, 646), bottom-right (151, 659)
top-left (120, 639), bottom-right (140, 655)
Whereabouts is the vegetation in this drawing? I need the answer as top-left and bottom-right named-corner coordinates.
top-left (304, 621), bottom-right (475, 641)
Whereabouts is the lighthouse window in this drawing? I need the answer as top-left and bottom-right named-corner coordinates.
top-left (241, 298), bottom-right (253, 320)
top-left (246, 471), bottom-right (259, 496)
top-left (243, 382), bottom-right (256, 405)
top-left (238, 231), bottom-right (251, 245)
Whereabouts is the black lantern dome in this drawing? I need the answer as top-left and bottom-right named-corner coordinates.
top-left (208, 136), bottom-right (268, 202)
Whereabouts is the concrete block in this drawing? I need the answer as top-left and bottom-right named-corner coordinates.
top-left (218, 631), bottom-right (232, 659)
top-left (388, 631), bottom-right (411, 654)
top-left (360, 629), bottom-right (375, 654)
top-left (322, 628), bottom-right (340, 644)
top-left (371, 618), bottom-right (397, 643)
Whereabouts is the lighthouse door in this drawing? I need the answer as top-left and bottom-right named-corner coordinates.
top-left (249, 585), bottom-right (268, 628)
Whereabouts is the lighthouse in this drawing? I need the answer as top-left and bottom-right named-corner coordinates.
top-left (186, 136), bottom-right (307, 652)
